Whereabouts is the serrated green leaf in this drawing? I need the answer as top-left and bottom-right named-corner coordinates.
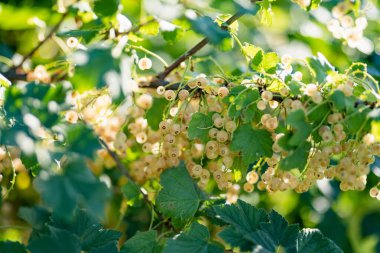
top-left (218, 226), bottom-right (253, 251)
top-left (287, 110), bottom-right (312, 147)
top-left (28, 227), bottom-right (82, 253)
top-left (231, 124), bottom-right (273, 166)
top-left (146, 98), bottom-right (167, 131)
top-left (121, 230), bottom-right (158, 253)
top-left (295, 229), bottom-right (343, 253)
top-left (121, 180), bottom-right (141, 204)
top-left (190, 16), bottom-right (230, 45)
top-left (329, 90), bottom-right (355, 111)
top-left (164, 222), bottom-right (223, 253)
top-left (94, 0), bottom-right (119, 17)
top-left (251, 50), bottom-right (264, 67)
top-left (18, 206), bottom-right (50, 230)
top-left (156, 165), bottom-right (205, 228)
top-left (247, 210), bottom-right (299, 252)
top-left (213, 200), bottom-right (267, 234)
top-left (279, 142), bottom-right (311, 171)
top-left (188, 112), bottom-right (214, 142)
top-left (0, 241), bottom-right (27, 253)
top-left (34, 158), bottom-right (110, 218)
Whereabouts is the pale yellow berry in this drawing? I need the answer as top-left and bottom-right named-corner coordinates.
top-left (209, 128), bottom-right (218, 138)
top-left (225, 121), bottom-right (237, 133)
top-left (195, 77), bottom-right (208, 88)
top-left (261, 91), bottom-right (273, 101)
top-left (138, 57), bottom-right (152, 70)
top-left (136, 94), bottom-right (153, 109)
top-left (293, 71), bottom-right (303, 81)
top-left (178, 90), bottom-right (189, 101)
top-left (280, 87), bottom-right (289, 97)
top-left (216, 130), bottom-right (229, 143)
top-left (0, 147), bottom-right (6, 161)
top-left (243, 182), bottom-right (254, 192)
top-left (164, 90), bottom-right (176, 101)
top-left (66, 37), bottom-right (79, 48)
top-left (65, 110), bottom-right (79, 124)
top-left (218, 87), bottom-right (229, 98)
top-left (156, 86), bottom-right (165, 95)
top-left (246, 171), bottom-right (259, 184)
top-left (257, 100), bottom-right (267, 111)
top-left (136, 132), bottom-right (148, 144)
top-left (281, 54), bottom-right (292, 65)
top-left (369, 187), bottom-right (379, 198)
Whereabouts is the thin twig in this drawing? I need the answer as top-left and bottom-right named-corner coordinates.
top-left (15, 12), bottom-right (70, 69)
top-left (155, 12), bottom-right (244, 81)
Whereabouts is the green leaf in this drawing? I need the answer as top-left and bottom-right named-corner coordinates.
top-left (63, 123), bottom-right (101, 158)
top-left (279, 142), bottom-right (311, 171)
top-left (50, 209), bottom-right (121, 251)
top-left (295, 229), bottom-right (343, 253)
top-left (306, 53), bottom-right (334, 83)
top-left (156, 165), bottom-right (205, 228)
top-left (228, 88), bottom-right (260, 119)
top-left (18, 206), bottom-right (50, 230)
top-left (121, 180), bottom-right (141, 203)
top-left (210, 0), bottom-right (259, 15)
top-left (121, 230), bottom-right (158, 253)
top-left (190, 16), bottom-right (230, 45)
top-left (250, 51), bottom-right (279, 74)
top-left (162, 28), bottom-right (184, 44)
top-left (287, 110), bottom-right (312, 147)
top-left (28, 227), bottom-right (82, 253)
top-left (213, 200), bottom-right (267, 235)
top-left (247, 210), bottom-right (299, 252)
top-left (0, 241), bottom-right (27, 253)
top-left (140, 20), bottom-right (160, 36)
top-left (329, 90), bottom-right (355, 111)
top-left (164, 222), bottom-right (223, 253)
top-left (188, 112), bottom-right (214, 142)
top-left (231, 124), bottom-right (273, 166)
top-left (218, 226), bottom-right (253, 251)
top-left (344, 107), bottom-right (370, 134)
top-left (146, 98), bottom-right (168, 131)
top-left (34, 158), bottom-right (110, 218)
top-left (93, 0), bottom-right (119, 17)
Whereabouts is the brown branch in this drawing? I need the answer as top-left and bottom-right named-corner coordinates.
top-left (155, 11), bottom-right (245, 81)
top-left (15, 12), bottom-right (69, 69)
top-left (98, 137), bottom-right (171, 227)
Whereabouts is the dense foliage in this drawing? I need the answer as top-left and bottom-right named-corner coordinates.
top-left (0, 0), bottom-right (380, 252)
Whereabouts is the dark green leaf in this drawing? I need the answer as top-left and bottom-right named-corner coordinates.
top-left (247, 210), bottom-right (299, 252)
top-left (28, 227), bottom-right (82, 253)
top-left (94, 0), bottom-right (119, 17)
top-left (231, 124), bottom-right (273, 166)
top-left (164, 222), bottom-right (223, 253)
top-left (295, 229), bottom-right (343, 253)
top-left (156, 165), bottom-right (205, 228)
top-left (190, 16), bottom-right (230, 45)
top-left (146, 98), bottom-right (167, 131)
top-left (188, 112), bottom-right (214, 142)
top-left (286, 110), bottom-right (312, 147)
top-left (63, 123), bottom-right (101, 158)
top-left (121, 230), bottom-right (158, 253)
top-left (0, 241), bottom-right (27, 253)
top-left (34, 158), bottom-right (110, 218)
top-left (213, 199), bottom-right (267, 234)
top-left (218, 226), bottom-right (253, 251)
top-left (279, 142), bottom-right (311, 171)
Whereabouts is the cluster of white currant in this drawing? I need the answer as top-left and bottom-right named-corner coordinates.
top-left (26, 65), bottom-right (51, 84)
top-left (327, 2), bottom-right (372, 53)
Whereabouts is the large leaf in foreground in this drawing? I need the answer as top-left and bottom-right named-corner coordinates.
top-left (156, 165), bottom-right (205, 228)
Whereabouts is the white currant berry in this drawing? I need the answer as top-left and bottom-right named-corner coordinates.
top-left (164, 90), bottom-right (176, 101)
top-left (257, 100), bottom-right (267, 111)
top-left (138, 57), bottom-right (152, 70)
top-left (178, 89), bottom-right (189, 100)
top-left (66, 37), bottom-right (79, 48)
top-left (156, 86), bottom-right (165, 95)
top-left (65, 110), bottom-right (79, 124)
top-left (218, 87), bottom-right (229, 98)
top-left (261, 90), bottom-right (273, 101)
top-left (136, 94), bottom-right (153, 109)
